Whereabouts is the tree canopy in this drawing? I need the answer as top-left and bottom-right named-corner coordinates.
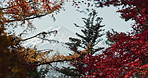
top-left (0, 0), bottom-right (148, 78)
top-left (72, 0), bottom-right (148, 77)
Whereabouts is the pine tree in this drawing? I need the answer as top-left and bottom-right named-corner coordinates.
top-left (67, 10), bottom-right (104, 55)
top-left (55, 10), bottom-right (106, 77)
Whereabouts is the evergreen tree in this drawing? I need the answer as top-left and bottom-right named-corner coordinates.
top-left (55, 10), bottom-right (106, 77)
top-left (67, 10), bottom-right (105, 55)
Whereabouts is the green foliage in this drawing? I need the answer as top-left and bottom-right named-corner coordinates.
top-left (67, 10), bottom-right (105, 55)
top-left (27, 68), bottom-right (49, 78)
top-left (55, 10), bottom-right (106, 77)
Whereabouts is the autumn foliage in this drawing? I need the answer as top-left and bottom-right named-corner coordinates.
top-left (70, 0), bottom-right (148, 77)
top-left (0, 0), bottom-right (148, 78)
top-left (0, 0), bottom-right (63, 77)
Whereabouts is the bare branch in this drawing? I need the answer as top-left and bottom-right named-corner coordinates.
top-left (21, 30), bottom-right (57, 41)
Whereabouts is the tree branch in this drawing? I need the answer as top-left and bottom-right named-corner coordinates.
top-left (5, 13), bottom-right (50, 23)
top-left (34, 59), bottom-right (73, 66)
top-left (21, 30), bottom-right (57, 41)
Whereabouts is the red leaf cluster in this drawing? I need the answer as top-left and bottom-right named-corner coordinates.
top-left (73, 0), bottom-right (148, 77)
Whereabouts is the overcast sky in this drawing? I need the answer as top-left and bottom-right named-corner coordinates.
top-left (1, 0), bottom-right (133, 38)
top-left (31, 2), bottom-right (133, 35)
